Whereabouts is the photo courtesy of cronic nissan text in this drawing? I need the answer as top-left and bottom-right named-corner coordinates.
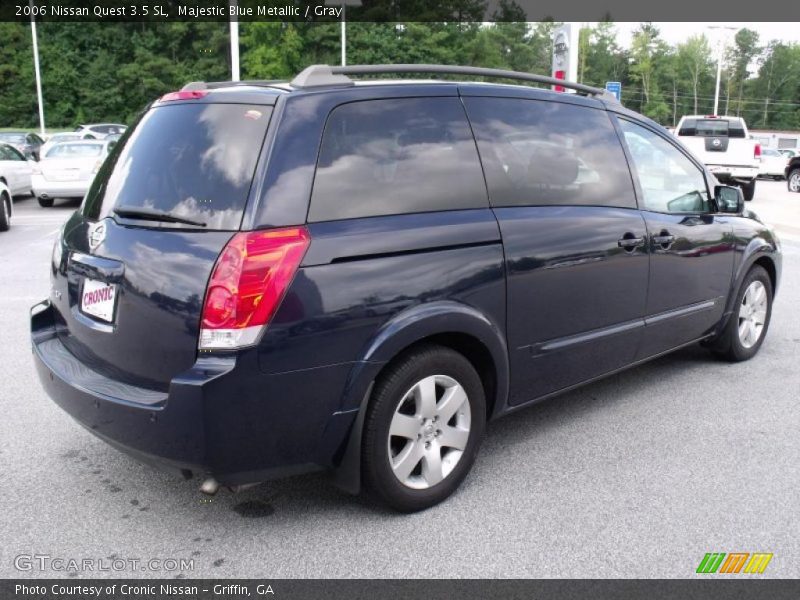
top-left (1, 0), bottom-right (799, 599)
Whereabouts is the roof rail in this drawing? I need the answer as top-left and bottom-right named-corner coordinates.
top-left (290, 64), bottom-right (616, 100)
top-left (181, 79), bottom-right (286, 91)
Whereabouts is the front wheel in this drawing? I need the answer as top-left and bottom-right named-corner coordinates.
top-left (788, 169), bottom-right (800, 193)
top-left (712, 265), bottom-right (773, 362)
top-left (38, 196), bottom-right (54, 208)
top-left (362, 345), bottom-right (486, 512)
top-left (741, 179), bottom-right (756, 201)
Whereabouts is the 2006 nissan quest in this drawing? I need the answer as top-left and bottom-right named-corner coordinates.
top-left (31, 65), bottom-right (781, 512)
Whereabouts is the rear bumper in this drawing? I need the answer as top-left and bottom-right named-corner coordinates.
top-left (32, 175), bottom-right (90, 199)
top-left (31, 300), bottom-right (358, 485)
top-left (707, 165), bottom-right (759, 184)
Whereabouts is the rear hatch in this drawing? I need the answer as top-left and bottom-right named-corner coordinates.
top-left (677, 117), bottom-right (757, 168)
top-left (52, 98), bottom-right (274, 391)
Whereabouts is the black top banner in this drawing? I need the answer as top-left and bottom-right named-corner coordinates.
top-left (2, 0), bottom-right (799, 22)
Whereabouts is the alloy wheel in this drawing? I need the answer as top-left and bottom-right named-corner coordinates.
top-left (738, 280), bottom-right (768, 349)
top-left (790, 171), bottom-right (800, 193)
top-left (387, 374), bottom-right (471, 490)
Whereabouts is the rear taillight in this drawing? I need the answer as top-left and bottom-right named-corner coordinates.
top-left (199, 227), bottom-right (310, 350)
top-left (754, 144), bottom-right (762, 159)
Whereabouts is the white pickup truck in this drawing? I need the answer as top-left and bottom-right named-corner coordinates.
top-left (675, 115), bottom-right (760, 201)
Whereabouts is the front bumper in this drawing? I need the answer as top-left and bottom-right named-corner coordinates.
top-left (32, 175), bottom-right (90, 199)
top-left (31, 300), bottom-right (357, 485)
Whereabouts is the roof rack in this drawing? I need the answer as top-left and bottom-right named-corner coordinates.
top-left (181, 79), bottom-right (286, 91)
top-left (289, 64), bottom-right (616, 100)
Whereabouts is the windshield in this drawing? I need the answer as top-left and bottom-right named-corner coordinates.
top-left (51, 134), bottom-right (80, 143)
top-left (83, 103), bottom-right (272, 230)
top-left (0, 133), bottom-right (26, 144)
top-left (46, 143), bottom-right (104, 158)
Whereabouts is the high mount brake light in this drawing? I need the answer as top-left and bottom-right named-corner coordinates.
top-left (159, 90), bottom-right (209, 102)
top-left (199, 227), bottom-right (311, 351)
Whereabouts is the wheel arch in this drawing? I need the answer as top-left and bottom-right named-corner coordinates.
top-left (330, 300), bottom-right (509, 494)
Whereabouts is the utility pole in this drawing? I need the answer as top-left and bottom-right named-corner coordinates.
top-left (229, 0), bottom-right (240, 81)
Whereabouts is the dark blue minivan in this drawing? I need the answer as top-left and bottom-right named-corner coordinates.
top-left (31, 65), bottom-right (781, 511)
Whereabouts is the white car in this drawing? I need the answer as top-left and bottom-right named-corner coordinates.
top-left (0, 143), bottom-right (34, 198)
top-left (40, 131), bottom-right (98, 157)
top-left (759, 148), bottom-right (790, 179)
top-left (75, 123), bottom-right (127, 139)
top-left (32, 140), bottom-right (112, 207)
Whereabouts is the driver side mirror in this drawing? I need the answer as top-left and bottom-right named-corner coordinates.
top-left (715, 185), bottom-right (743, 214)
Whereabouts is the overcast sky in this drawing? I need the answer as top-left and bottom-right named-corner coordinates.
top-left (610, 22), bottom-right (800, 48)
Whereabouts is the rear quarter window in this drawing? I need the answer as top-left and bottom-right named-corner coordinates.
top-left (83, 103), bottom-right (272, 230)
top-left (308, 97), bottom-right (488, 222)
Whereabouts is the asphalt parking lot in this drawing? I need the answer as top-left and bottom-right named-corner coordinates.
top-left (1, 181), bottom-right (798, 579)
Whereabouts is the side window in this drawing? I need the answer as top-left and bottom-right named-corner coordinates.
top-left (0, 145), bottom-right (9, 160)
top-left (463, 97), bottom-right (636, 209)
top-left (619, 119), bottom-right (710, 214)
top-left (309, 97), bottom-right (487, 222)
top-left (6, 146), bottom-right (25, 161)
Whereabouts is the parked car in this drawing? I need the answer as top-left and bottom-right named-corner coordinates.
top-left (74, 123), bottom-right (127, 139)
top-left (0, 142), bottom-right (34, 197)
top-left (0, 131), bottom-right (44, 160)
top-left (32, 140), bottom-right (112, 207)
top-left (675, 115), bottom-right (760, 201)
top-left (787, 155), bottom-right (800, 193)
top-left (40, 131), bottom-right (98, 157)
top-left (778, 149), bottom-right (797, 160)
top-left (758, 148), bottom-right (790, 180)
top-left (31, 65), bottom-right (782, 512)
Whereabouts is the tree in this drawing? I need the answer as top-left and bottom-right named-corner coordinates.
top-left (677, 35), bottom-right (713, 114)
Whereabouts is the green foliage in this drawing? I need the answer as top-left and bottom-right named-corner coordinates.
top-left (0, 19), bottom-right (798, 130)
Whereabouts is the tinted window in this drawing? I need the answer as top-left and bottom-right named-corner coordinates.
top-left (679, 118), bottom-right (745, 138)
top-left (620, 119), bottom-right (710, 214)
top-left (463, 97), bottom-right (636, 209)
top-left (309, 97), bottom-right (487, 222)
top-left (83, 103), bottom-right (272, 230)
top-left (4, 145), bottom-right (25, 161)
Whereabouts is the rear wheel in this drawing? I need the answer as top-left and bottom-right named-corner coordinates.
top-left (0, 192), bottom-right (10, 231)
top-left (362, 345), bottom-right (485, 512)
top-left (712, 265), bottom-right (773, 362)
top-left (788, 169), bottom-right (800, 193)
top-left (741, 179), bottom-right (756, 201)
top-left (38, 196), bottom-right (53, 208)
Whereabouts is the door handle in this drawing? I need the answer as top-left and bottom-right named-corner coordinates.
top-left (652, 230), bottom-right (675, 249)
top-left (618, 233), bottom-right (644, 251)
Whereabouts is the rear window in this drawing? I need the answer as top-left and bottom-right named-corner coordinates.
top-left (46, 143), bottom-right (104, 158)
top-left (83, 103), bottom-right (272, 230)
top-left (308, 97), bottom-right (487, 222)
top-left (678, 118), bottom-right (746, 138)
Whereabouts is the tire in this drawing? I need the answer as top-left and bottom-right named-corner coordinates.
top-left (362, 344), bottom-right (486, 512)
top-left (741, 179), bottom-right (756, 202)
top-left (0, 193), bottom-right (10, 232)
top-left (712, 265), bottom-right (773, 362)
top-left (788, 169), bottom-right (800, 193)
top-left (38, 196), bottom-right (53, 208)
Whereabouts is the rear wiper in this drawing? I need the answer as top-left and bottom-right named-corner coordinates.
top-left (113, 206), bottom-right (206, 227)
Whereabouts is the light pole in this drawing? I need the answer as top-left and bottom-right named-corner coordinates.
top-left (229, 0), bottom-right (240, 81)
top-left (326, 0), bottom-right (361, 67)
top-left (708, 26), bottom-right (738, 116)
top-left (30, 10), bottom-right (45, 136)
